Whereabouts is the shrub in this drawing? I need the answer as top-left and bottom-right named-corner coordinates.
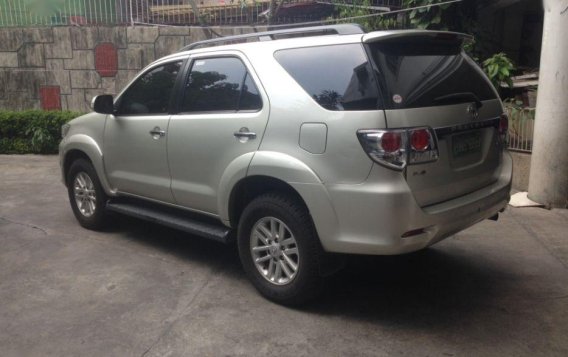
top-left (482, 53), bottom-right (515, 91)
top-left (0, 110), bottom-right (82, 154)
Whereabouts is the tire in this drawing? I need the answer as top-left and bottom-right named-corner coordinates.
top-left (237, 193), bottom-right (325, 305)
top-left (66, 159), bottom-right (109, 230)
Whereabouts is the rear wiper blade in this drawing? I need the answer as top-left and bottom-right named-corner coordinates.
top-left (434, 92), bottom-right (483, 108)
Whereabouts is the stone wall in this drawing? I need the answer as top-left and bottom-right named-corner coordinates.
top-left (0, 26), bottom-right (264, 112)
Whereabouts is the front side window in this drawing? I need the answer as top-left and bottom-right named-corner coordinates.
top-left (181, 57), bottom-right (262, 113)
top-left (118, 60), bottom-right (183, 115)
top-left (274, 44), bottom-right (380, 111)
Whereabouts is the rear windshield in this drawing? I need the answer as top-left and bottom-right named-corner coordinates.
top-left (274, 44), bottom-right (380, 111)
top-left (367, 39), bottom-right (497, 109)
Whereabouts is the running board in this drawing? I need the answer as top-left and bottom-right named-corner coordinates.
top-left (106, 200), bottom-right (232, 244)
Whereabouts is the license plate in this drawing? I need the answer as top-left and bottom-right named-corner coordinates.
top-left (452, 131), bottom-right (481, 158)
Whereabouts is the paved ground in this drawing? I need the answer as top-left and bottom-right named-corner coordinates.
top-left (1, 155), bottom-right (568, 357)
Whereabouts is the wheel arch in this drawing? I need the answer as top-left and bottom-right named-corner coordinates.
top-left (61, 134), bottom-right (114, 195)
top-left (221, 151), bottom-right (340, 251)
top-left (228, 175), bottom-right (306, 229)
top-left (63, 150), bottom-right (91, 186)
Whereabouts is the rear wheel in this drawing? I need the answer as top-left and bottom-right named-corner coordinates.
top-left (66, 159), bottom-right (109, 230)
top-left (237, 193), bottom-right (325, 305)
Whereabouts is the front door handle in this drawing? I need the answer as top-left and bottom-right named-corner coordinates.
top-left (149, 127), bottom-right (166, 139)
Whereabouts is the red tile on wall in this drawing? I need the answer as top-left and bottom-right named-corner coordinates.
top-left (40, 86), bottom-right (62, 111)
top-left (95, 43), bottom-right (118, 77)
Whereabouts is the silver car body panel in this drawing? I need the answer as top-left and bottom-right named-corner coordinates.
top-left (103, 56), bottom-right (188, 203)
top-left (168, 50), bottom-right (270, 214)
top-left (243, 40), bottom-right (384, 185)
top-left (59, 112), bottom-right (115, 195)
top-left (318, 153), bottom-right (511, 254)
top-left (104, 113), bottom-right (175, 203)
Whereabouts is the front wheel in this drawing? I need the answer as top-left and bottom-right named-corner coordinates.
top-left (66, 159), bottom-right (109, 230)
top-left (237, 193), bottom-right (325, 305)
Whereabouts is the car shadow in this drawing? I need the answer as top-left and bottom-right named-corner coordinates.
top-left (109, 216), bottom-right (506, 328)
top-left (109, 215), bottom-right (244, 274)
top-left (305, 248), bottom-right (506, 330)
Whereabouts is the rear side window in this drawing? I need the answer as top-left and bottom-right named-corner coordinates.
top-left (240, 73), bottom-right (262, 110)
top-left (367, 40), bottom-right (497, 109)
top-left (274, 44), bottom-right (380, 111)
top-left (181, 57), bottom-right (262, 113)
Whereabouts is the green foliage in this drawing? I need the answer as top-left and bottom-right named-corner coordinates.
top-left (333, 0), bottom-right (458, 32)
top-left (333, 0), bottom-right (399, 31)
top-left (482, 53), bottom-right (515, 90)
top-left (403, 0), bottom-right (451, 30)
top-left (0, 110), bottom-right (81, 154)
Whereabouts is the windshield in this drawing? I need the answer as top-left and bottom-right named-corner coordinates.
top-left (367, 39), bottom-right (497, 109)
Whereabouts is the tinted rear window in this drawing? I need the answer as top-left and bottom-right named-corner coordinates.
top-left (182, 57), bottom-right (262, 113)
top-left (367, 40), bottom-right (497, 109)
top-left (274, 44), bottom-right (380, 111)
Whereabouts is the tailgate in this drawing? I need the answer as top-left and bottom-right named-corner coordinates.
top-left (385, 102), bottom-right (503, 206)
top-left (365, 32), bottom-right (505, 206)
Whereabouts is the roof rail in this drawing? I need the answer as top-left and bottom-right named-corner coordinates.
top-left (179, 24), bottom-right (365, 52)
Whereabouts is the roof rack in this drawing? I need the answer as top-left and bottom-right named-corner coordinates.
top-left (179, 24), bottom-right (365, 52)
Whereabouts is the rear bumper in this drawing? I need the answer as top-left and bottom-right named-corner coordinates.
top-left (311, 152), bottom-right (512, 255)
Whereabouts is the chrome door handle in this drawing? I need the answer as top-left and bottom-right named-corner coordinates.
top-left (233, 131), bottom-right (257, 139)
top-left (234, 127), bottom-right (256, 141)
top-left (149, 127), bottom-right (166, 139)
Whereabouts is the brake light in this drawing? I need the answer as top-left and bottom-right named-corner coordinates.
top-left (499, 113), bottom-right (509, 146)
top-left (410, 129), bottom-right (430, 151)
top-left (357, 127), bottom-right (438, 170)
top-left (357, 129), bottom-right (408, 170)
top-left (381, 132), bottom-right (402, 152)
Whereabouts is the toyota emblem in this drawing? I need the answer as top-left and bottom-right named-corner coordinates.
top-left (467, 104), bottom-right (479, 120)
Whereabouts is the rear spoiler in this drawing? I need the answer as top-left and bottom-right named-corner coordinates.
top-left (362, 30), bottom-right (473, 46)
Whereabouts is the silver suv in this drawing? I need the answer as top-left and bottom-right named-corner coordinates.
top-left (59, 24), bottom-right (512, 305)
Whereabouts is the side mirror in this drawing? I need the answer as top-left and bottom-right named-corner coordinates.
top-left (91, 95), bottom-right (114, 114)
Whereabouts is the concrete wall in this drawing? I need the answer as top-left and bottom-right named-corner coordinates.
top-left (0, 26), bottom-right (265, 112)
top-left (511, 151), bottom-right (531, 192)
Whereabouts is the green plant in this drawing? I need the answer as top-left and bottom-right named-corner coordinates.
top-left (332, 0), bottom-right (461, 31)
top-left (332, 0), bottom-right (399, 31)
top-left (482, 52), bottom-right (515, 90)
top-left (403, 0), bottom-right (451, 30)
top-left (26, 126), bottom-right (53, 153)
top-left (0, 110), bottom-right (82, 154)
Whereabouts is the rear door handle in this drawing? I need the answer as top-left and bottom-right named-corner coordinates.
top-left (149, 127), bottom-right (166, 139)
top-left (233, 131), bottom-right (257, 139)
top-left (234, 127), bottom-right (256, 141)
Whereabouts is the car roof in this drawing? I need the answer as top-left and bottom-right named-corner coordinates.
top-left (155, 25), bottom-right (471, 64)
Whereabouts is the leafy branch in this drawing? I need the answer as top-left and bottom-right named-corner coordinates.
top-left (482, 52), bottom-right (515, 90)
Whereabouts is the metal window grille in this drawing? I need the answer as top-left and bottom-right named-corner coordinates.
top-left (507, 107), bottom-right (535, 153)
top-left (0, 0), bottom-right (402, 27)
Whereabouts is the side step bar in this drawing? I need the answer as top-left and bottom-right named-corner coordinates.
top-left (106, 200), bottom-right (232, 244)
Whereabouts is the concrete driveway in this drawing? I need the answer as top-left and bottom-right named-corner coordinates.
top-left (1, 155), bottom-right (568, 356)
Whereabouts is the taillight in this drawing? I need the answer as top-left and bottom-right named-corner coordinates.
top-left (357, 129), bottom-right (408, 170)
top-left (410, 129), bottom-right (430, 151)
top-left (499, 113), bottom-right (509, 146)
top-left (381, 132), bottom-right (402, 152)
top-left (357, 127), bottom-right (438, 170)
top-left (408, 128), bottom-right (438, 165)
